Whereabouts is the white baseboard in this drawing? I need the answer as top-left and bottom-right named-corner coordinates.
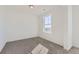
top-left (7, 34), bottom-right (38, 42)
top-left (39, 36), bottom-right (63, 47)
top-left (73, 44), bottom-right (79, 48)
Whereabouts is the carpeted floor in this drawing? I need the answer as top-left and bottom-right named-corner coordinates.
top-left (1, 37), bottom-right (79, 54)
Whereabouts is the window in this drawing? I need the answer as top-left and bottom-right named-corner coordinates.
top-left (43, 15), bottom-right (52, 33)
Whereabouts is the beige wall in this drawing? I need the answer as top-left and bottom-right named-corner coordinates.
top-left (64, 6), bottom-right (72, 50)
top-left (5, 5), bottom-right (57, 42)
top-left (72, 6), bottom-right (79, 48)
top-left (0, 5), bottom-right (73, 52)
top-left (0, 6), bottom-right (7, 52)
top-left (5, 7), bottom-right (38, 42)
top-left (38, 6), bottom-right (68, 46)
top-left (6, 12), bottom-right (37, 41)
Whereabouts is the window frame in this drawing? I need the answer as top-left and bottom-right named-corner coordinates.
top-left (43, 15), bottom-right (52, 33)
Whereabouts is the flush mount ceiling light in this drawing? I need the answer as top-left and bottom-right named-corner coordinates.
top-left (29, 5), bottom-right (34, 8)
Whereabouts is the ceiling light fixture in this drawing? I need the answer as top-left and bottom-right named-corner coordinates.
top-left (29, 5), bottom-right (34, 8)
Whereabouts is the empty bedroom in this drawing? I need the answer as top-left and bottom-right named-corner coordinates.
top-left (0, 5), bottom-right (79, 54)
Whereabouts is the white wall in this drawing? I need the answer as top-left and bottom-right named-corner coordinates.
top-left (5, 6), bottom-right (38, 42)
top-left (64, 6), bottom-right (72, 50)
top-left (38, 6), bottom-right (68, 46)
top-left (0, 6), bottom-right (7, 52)
top-left (72, 6), bottom-right (79, 48)
top-left (0, 5), bottom-right (73, 52)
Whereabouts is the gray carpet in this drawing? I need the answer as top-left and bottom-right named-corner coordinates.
top-left (0, 37), bottom-right (79, 54)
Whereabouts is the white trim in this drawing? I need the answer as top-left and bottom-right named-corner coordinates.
top-left (43, 15), bottom-right (52, 34)
top-left (64, 6), bottom-right (72, 50)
